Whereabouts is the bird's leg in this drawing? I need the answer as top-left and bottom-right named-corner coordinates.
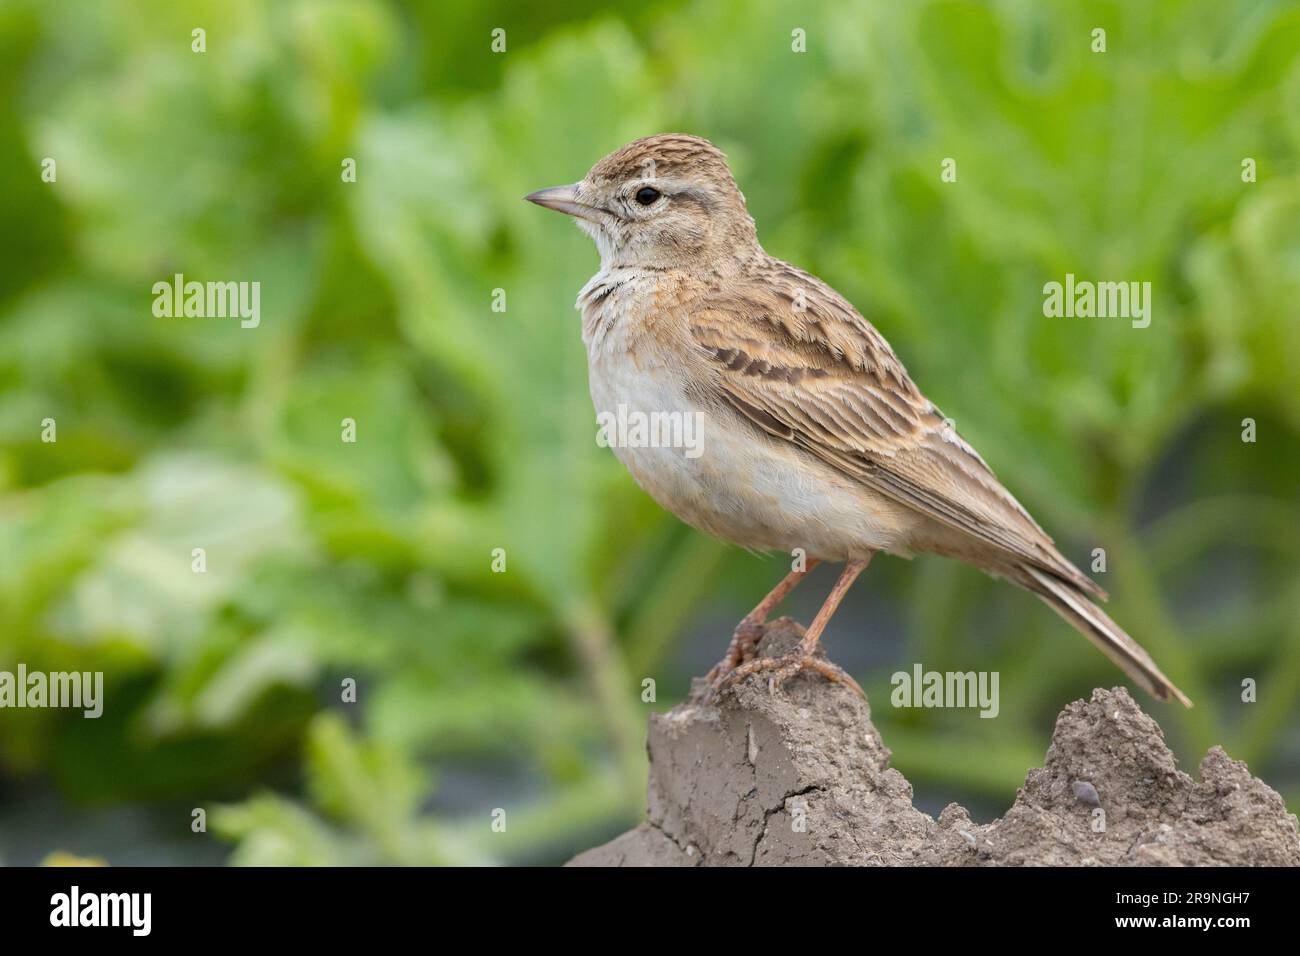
top-left (706, 559), bottom-right (821, 682)
top-left (716, 554), bottom-right (873, 697)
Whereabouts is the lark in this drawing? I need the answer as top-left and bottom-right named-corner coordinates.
top-left (526, 134), bottom-right (1190, 707)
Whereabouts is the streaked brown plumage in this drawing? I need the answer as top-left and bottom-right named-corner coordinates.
top-left (526, 133), bottom-right (1190, 707)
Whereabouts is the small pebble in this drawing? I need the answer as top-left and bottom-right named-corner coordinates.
top-left (1072, 780), bottom-right (1102, 806)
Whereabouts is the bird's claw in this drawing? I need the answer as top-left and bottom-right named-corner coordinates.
top-left (709, 647), bottom-right (864, 700)
top-left (704, 618), bottom-right (767, 684)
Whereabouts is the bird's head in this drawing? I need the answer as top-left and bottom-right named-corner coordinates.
top-left (525, 134), bottom-right (759, 271)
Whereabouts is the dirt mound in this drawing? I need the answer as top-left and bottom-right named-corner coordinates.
top-left (570, 620), bottom-right (1300, 866)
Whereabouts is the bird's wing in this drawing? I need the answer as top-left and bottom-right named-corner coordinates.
top-left (687, 260), bottom-right (1104, 598)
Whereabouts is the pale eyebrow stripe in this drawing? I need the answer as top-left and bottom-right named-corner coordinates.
top-left (673, 186), bottom-right (714, 209)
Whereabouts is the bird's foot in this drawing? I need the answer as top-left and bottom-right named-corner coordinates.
top-left (704, 617), bottom-right (767, 684)
top-left (710, 644), bottom-right (864, 700)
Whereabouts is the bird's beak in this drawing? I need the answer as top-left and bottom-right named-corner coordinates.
top-left (524, 183), bottom-right (604, 224)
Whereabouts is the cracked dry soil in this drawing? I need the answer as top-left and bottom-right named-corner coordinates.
top-left (569, 620), bottom-right (1300, 866)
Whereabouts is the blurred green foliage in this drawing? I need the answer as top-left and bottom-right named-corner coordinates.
top-left (1, 0), bottom-right (1298, 865)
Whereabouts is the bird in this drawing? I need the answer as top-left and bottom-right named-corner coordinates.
top-left (525, 133), bottom-right (1191, 707)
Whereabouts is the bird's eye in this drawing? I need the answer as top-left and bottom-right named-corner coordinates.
top-left (634, 186), bottom-right (661, 206)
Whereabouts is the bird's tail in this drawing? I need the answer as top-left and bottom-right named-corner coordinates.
top-left (1016, 565), bottom-right (1192, 708)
